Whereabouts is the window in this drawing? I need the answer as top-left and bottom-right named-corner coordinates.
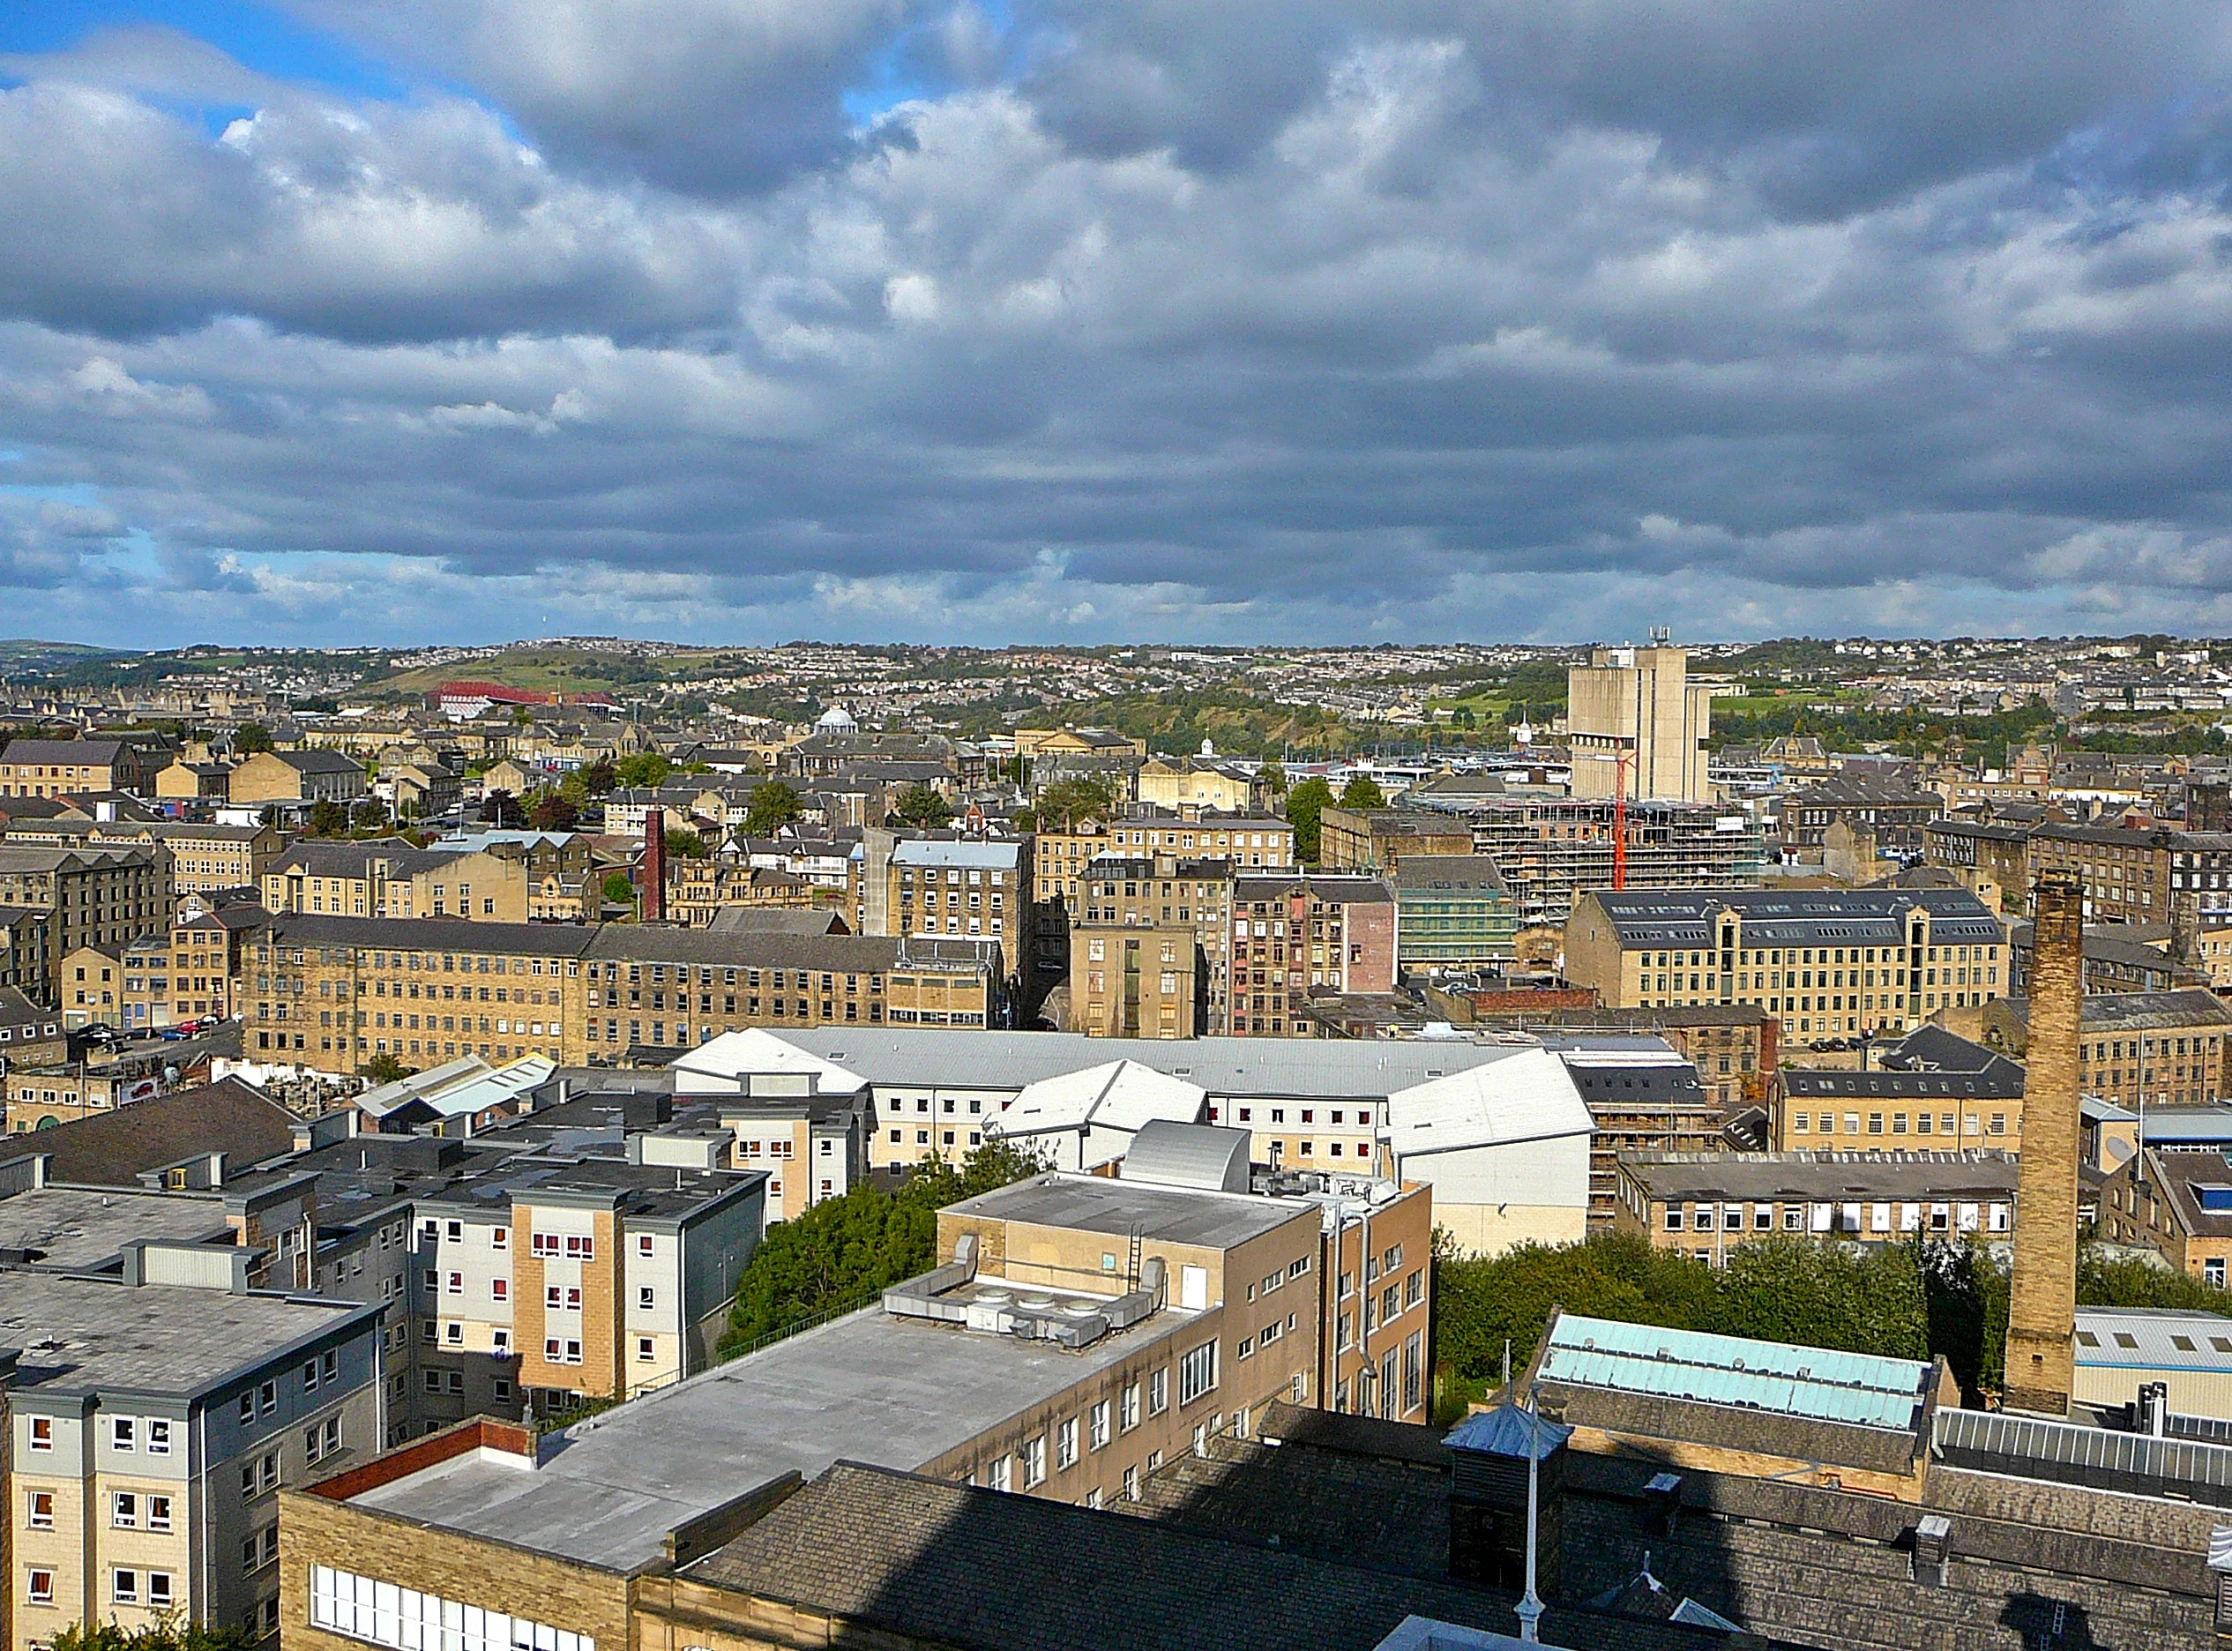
top-left (1120, 1383), bottom-right (1140, 1431)
top-left (113, 1491), bottom-right (139, 1528)
top-left (147, 1494), bottom-right (172, 1533)
top-left (28, 1567), bottom-right (55, 1604)
top-left (111, 1416), bottom-right (137, 1452)
top-left (28, 1416), bottom-right (52, 1451)
top-left (1056, 1418), bottom-right (1078, 1470)
top-left (1089, 1400), bottom-right (1111, 1450)
top-left (1021, 1435), bottom-right (1047, 1488)
top-left (309, 1567), bottom-right (596, 1651)
top-left (147, 1418), bottom-right (171, 1455)
top-left (113, 1569), bottom-right (140, 1605)
top-left (637, 1286), bottom-right (655, 1310)
top-left (637, 1337), bottom-right (656, 1362)
top-left (260, 1380), bottom-right (277, 1415)
top-left (638, 1234), bottom-right (654, 1257)
top-left (1122, 1465), bottom-right (1139, 1502)
top-left (1178, 1342), bottom-right (1217, 1406)
top-left (1148, 1369), bottom-right (1168, 1416)
top-left (28, 1490), bottom-right (55, 1529)
top-left (146, 1572), bottom-right (174, 1609)
top-left (986, 1455), bottom-right (1012, 1493)
top-left (305, 1415), bottom-right (342, 1463)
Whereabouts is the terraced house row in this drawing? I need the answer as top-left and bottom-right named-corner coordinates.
top-left (239, 915), bottom-right (1006, 1075)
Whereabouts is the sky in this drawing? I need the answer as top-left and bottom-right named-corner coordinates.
top-left (8, 5), bottom-right (2232, 649)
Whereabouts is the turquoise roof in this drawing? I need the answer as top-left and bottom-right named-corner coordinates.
top-left (1539, 1313), bottom-right (1932, 1433)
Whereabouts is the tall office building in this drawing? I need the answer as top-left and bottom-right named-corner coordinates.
top-left (1566, 637), bottom-right (1714, 803)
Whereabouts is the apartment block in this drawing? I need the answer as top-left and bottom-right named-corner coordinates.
top-left (1071, 924), bottom-right (1200, 1038)
top-left (4, 819), bottom-right (283, 895)
top-left (1565, 887), bottom-right (2006, 1040)
top-left (1770, 1029), bottom-right (2028, 1151)
top-left (1778, 774), bottom-right (1944, 858)
top-left (1227, 873), bottom-right (1395, 1037)
top-left (279, 1172), bottom-right (1329, 1651)
top-left (2014, 987), bottom-right (2232, 1111)
top-left (0, 845), bottom-right (170, 977)
top-left (228, 750), bottom-right (369, 808)
top-left (1, 1267), bottom-right (382, 1650)
top-left (1034, 810), bottom-right (1295, 905)
top-left (1392, 855), bottom-right (1518, 971)
top-left (855, 832), bottom-right (1031, 988)
top-left (120, 901), bottom-right (262, 1031)
top-left (263, 841), bottom-right (538, 922)
top-left (1923, 813), bottom-right (2033, 907)
top-left (0, 738), bottom-right (163, 798)
top-left (2023, 821), bottom-right (2232, 927)
top-left (235, 915), bottom-right (1003, 1075)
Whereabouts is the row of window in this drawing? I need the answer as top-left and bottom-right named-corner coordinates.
top-left (1788, 1110), bottom-right (2006, 1137)
top-left (23, 1489), bottom-right (175, 1532)
top-left (21, 1567), bottom-right (173, 1609)
top-left (310, 1566), bottom-right (594, 1651)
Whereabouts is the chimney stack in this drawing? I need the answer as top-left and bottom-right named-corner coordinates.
top-left (642, 809), bottom-right (667, 924)
top-left (2004, 873), bottom-right (2083, 1416)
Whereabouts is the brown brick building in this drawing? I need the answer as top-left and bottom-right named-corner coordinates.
top-left (234, 914), bottom-right (1004, 1075)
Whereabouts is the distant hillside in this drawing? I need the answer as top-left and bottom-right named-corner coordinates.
top-left (364, 646), bottom-right (669, 697)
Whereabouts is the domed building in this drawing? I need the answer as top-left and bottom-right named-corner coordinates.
top-left (814, 704), bottom-right (859, 734)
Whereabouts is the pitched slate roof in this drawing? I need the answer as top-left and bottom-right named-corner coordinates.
top-left (0, 1077), bottom-right (297, 1185)
top-left (686, 1461), bottom-right (1784, 1651)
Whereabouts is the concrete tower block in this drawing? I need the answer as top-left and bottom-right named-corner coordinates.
top-left (2004, 873), bottom-right (2082, 1416)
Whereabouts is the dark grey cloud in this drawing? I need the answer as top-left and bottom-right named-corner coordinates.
top-left (4, 5), bottom-right (2232, 643)
top-left (283, 0), bottom-right (915, 194)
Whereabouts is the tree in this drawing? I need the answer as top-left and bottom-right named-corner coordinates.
top-left (526, 790), bottom-right (580, 832)
top-left (1283, 776), bottom-right (1334, 862)
top-left (1260, 759), bottom-right (1287, 796)
top-left (614, 751), bottom-right (672, 789)
top-left (569, 757), bottom-right (617, 799)
top-left (1338, 774), bottom-right (1388, 810)
top-left (665, 826), bottom-right (709, 859)
top-left (359, 1052), bottom-right (414, 1086)
top-left (1033, 773), bottom-right (1123, 832)
top-left (510, 704), bottom-right (535, 728)
top-left (350, 799), bottom-right (388, 831)
top-left (234, 723), bottom-right (274, 754)
top-left (601, 871), bottom-right (637, 910)
top-left (743, 779), bottom-right (804, 837)
top-left (51, 1615), bottom-right (257, 1651)
top-left (891, 784), bottom-right (954, 828)
top-left (307, 798), bottom-right (347, 838)
top-left (719, 1140), bottom-right (1047, 1353)
top-left (481, 789), bottom-right (525, 829)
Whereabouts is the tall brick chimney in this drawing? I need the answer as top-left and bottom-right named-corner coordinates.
top-left (2003, 873), bottom-right (2082, 1416)
top-left (642, 809), bottom-right (667, 924)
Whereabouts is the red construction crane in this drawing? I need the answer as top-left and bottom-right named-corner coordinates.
top-left (1611, 748), bottom-right (1632, 891)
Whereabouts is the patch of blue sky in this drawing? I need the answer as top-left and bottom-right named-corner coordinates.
top-left (0, 1), bottom-right (406, 101)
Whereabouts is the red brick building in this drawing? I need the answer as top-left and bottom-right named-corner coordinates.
top-left (1229, 872), bottom-right (1395, 1036)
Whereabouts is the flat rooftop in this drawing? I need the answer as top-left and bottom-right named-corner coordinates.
top-left (0, 1185), bottom-right (231, 1269)
top-left (0, 1272), bottom-right (376, 1400)
top-left (347, 1294), bottom-right (1201, 1571)
top-left (947, 1173), bottom-right (1309, 1250)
